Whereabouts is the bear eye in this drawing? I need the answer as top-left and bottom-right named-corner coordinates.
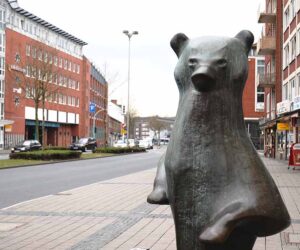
top-left (216, 59), bottom-right (227, 68)
top-left (188, 58), bottom-right (198, 68)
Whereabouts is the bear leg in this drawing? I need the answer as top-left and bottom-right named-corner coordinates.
top-left (147, 153), bottom-right (169, 205)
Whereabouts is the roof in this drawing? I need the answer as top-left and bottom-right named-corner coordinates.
top-left (6, 0), bottom-right (87, 46)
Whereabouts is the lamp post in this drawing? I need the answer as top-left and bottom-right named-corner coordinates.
top-left (92, 108), bottom-right (105, 139)
top-left (123, 30), bottom-right (138, 145)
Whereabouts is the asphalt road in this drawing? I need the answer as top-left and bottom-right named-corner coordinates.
top-left (0, 148), bottom-right (165, 209)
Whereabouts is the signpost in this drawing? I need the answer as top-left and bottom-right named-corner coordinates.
top-left (89, 103), bottom-right (96, 113)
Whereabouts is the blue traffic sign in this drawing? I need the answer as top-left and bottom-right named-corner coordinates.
top-left (89, 103), bottom-right (96, 113)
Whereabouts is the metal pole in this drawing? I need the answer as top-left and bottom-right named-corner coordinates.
top-left (93, 109), bottom-right (104, 139)
top-left (123, 30), bottom-right (138, 146)
top-left (127, 36), bottom-right (131, 145)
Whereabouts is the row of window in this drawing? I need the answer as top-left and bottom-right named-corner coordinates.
top-left (90, 81), bottom-right (106, 96)
top-left (284, 0), bottom-right (300, 30)
top-left (25, 86), bottom-right (80, 107)
top-left (0, 102), bottom-right (3, 120)
top-left (282, 75), bottom-right (300, 101)
top-left (25, 66), bottom-right (80, 90)
top-left (0, 79), bottom-right (3, 98)
top-left (12, 14), bottom-right (81, 56)
top-left (25, 45), bottom-right (80, 74)
top-left (283, 32), bottom-right (299, 68)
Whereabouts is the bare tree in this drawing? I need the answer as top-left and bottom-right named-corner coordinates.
top-left (148, 116), bottom-right (168, 144)
top-left (7, 41), bottom-right (62, 146)
top-left (127, 108), bottom-right (138, 139)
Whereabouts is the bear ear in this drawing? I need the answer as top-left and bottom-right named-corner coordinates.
top-left (170, 33), bottom-right (189, 57)
top-left (234, 30), bottom-right (254, 55)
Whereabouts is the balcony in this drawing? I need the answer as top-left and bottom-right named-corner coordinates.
top-left (257, 35), bottom-right (276, 55)
top-left (258, 11), bottom-right (276, 23)
top-left (256, 73), bottom-right (276, 88)
top-left (257, 4), bottom-right (276, 24)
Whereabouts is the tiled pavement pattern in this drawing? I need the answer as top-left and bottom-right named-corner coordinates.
top-left (0, 156), bottom-right (300, 249)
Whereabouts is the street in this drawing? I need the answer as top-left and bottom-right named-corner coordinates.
top-left (0, 148), bottom-right (164, 209)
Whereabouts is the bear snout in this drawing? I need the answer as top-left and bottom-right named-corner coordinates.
top-left (191, 69), bottom-right (216, 92)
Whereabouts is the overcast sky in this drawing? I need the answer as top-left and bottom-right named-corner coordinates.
top-left (18, 0), bottom-right (265, 117)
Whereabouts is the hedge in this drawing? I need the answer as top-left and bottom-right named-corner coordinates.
top-left (94, 146), bottom-right (146, 154)
top-left (43, 146), bottom-right (69, 151)
top-left (9, 150), bottom-right (82, 161)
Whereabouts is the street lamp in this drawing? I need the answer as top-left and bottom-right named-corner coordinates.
top-left (92, 108), bottom-right (106, 139)
top-left (123, 30), bottom-right (138, 145)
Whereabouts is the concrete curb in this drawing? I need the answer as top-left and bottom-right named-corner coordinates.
top-left (0, 151), bottom-right (148, 170)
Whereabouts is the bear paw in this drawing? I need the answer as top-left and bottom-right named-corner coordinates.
top-left (147, 188), bottom-right (169, 205)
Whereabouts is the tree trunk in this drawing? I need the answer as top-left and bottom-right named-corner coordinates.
top-left (42, 97), bottom-right (45, 149)
top-left (34, 102), bottom-right (39, 141)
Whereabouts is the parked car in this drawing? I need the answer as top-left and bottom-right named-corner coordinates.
top-left (11, 140), bottom-right (42, 153)
top-left (113, 140), bottom-right (127, 148)
top-left (113, 139), bottom-right (135, 148)
top-left (138, 139), bottom-right (153, 149)
top-left (69, 137), bottom-right (97, 152)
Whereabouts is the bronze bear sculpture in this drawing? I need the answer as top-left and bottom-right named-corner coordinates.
top-left (147, 30), bottom-right (290, 250)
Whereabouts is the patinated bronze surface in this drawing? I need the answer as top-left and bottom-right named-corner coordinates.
top-left (147, 30), bottom-right (290, 250)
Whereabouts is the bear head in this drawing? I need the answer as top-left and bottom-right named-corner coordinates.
top-left (171, 30), bottom-right (254, 96)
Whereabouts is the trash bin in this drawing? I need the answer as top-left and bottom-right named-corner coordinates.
top-left (288, 143), bottom-right (300, 170)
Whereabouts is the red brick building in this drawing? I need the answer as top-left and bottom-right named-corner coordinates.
top-left (257, 0), bottom-right (283, 158)
top-left (0, 0), bottom-right (108, 149)
top-left (242, 54), bottom-right (265, 149)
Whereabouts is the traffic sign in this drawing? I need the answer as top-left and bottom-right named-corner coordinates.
top-left (89, 103), bottom-right (96, 113)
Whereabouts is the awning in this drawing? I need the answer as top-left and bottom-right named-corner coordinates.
top-left (0, 120), bottom-right (14, 126)
top-left (25, 120), bottom-right (60, 128)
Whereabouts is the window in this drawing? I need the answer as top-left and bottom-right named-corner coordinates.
top-left (48, 54), bottom-right (52, 64)
top-left (284, 45), bottom-right (290, 68)
top-left (0, 57), bottom-right (4, 75)
top-left (59, 57), bottom-right (62, 68)
top-left (26, 44), bottom-right (30, 56)
top-left (31, 47), bottom-right (36, 58)
top-left (0, 102), bottom-right (3, 119)
top-left (284, 6), bottom-right (290, 29)
top-left (59, 75), bottom-right (63, 86)
top-left (54, 56), bottom-right (58, 66)
top-left (44, 52), bottom-right (48, 63)
top-left (0, 33), bottom-right (5, 52)
top-left (31, 67), bottom-right (36, 78)
top-left (68, 61), bottom-right (72, 71)
top-left (48, 73), bottom-right (52, 83)
top-left (0, 79), bottom-right (4, 98)
top-left (38, 50), bottom-right (42, 61)
top-left (283, 83), bottom-right (288, 100)
top-left (291, 77), bottom-right (296, 100)
top-left (76, 81), bottom-right (79, 90)
top-left (76, 64), bottom-right (80, 74)
top-left (291, 0), bottom-right (296, 19)
top-left (64, 59), bottom-right (68, 70)
top-left (0, 9), bottom-right (5, 31)
top-left (298, 74), bottom-right (300, 96)
top-left (53, 73), bottom-right (57, 84)
top-left (297, 30), bottom-right (300, 55)
top-left (76, 97), bottom-right (79, 107)
top-left (291, 36), bottom-right (296, 61)
top-left (25, 65), bottom-right (30, 77)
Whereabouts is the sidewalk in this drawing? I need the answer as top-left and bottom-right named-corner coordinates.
top-left (0, 155), bottom-right (299, 249)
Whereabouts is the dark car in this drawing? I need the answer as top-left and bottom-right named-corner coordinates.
top-left (69, 137), bottom-right (97, 152)
top-left (11, 140), bottom-right (42, 153)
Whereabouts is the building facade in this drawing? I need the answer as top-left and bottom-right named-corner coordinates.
top-left (243, 51), bottom-right (265, 149)
top-left (108, 100), bottom-right (124, 145)
top-left (257, 0), bottom-right (284, 158)
top-left (0, 0), bottom-right (107, 149)
top-left (83, 59), bottom-right (108, 147)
